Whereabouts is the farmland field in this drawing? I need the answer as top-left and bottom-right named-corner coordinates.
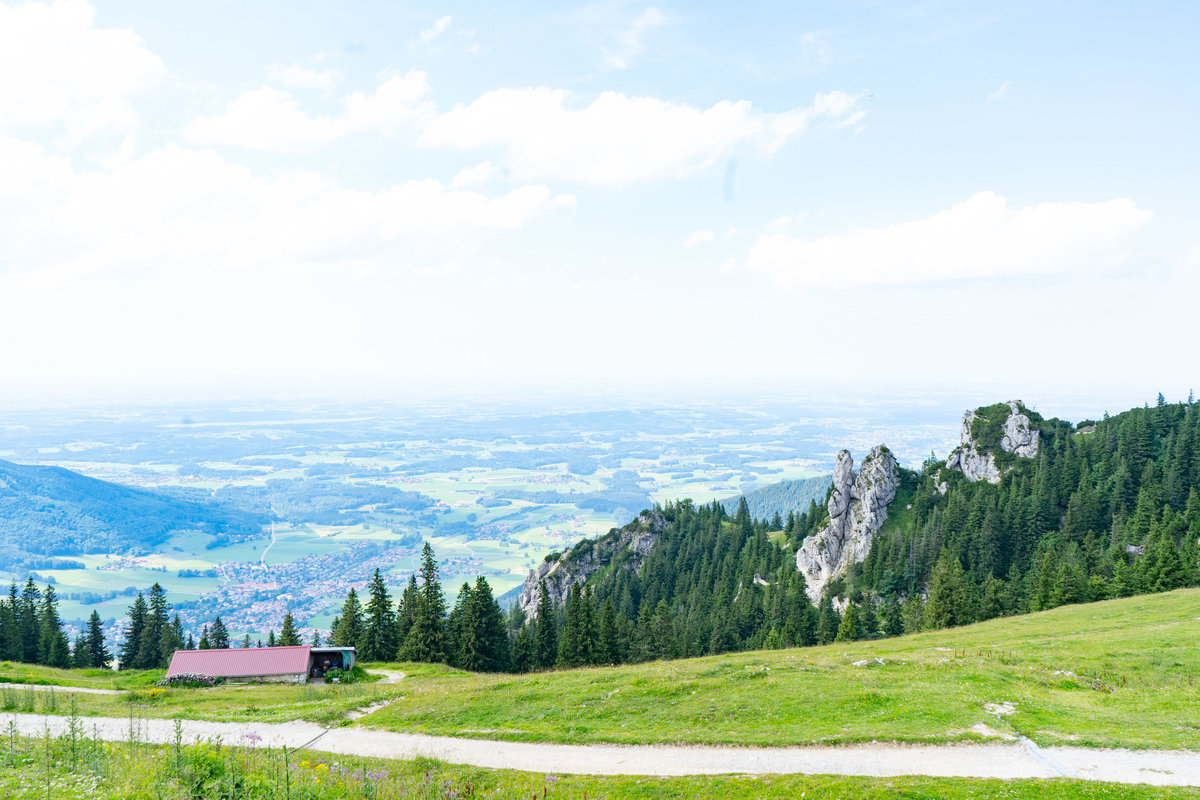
top-left (0, 392), bottom-right (1041, 639)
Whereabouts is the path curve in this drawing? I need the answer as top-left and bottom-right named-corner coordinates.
top-left (2, 712), bottom-right (1197, 787)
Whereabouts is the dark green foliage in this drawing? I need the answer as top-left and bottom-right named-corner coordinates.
top-left (849, 399), bottom-right (1200, 631)
top-left (721, 475), bottom-right (832, 524)
top-left (534, 582), bottom-right (557, 669)
top-left (118, 593), bottom-right (147, 669)
top-left (331, 589), bottom-right (364, 649)
top-left (514, 499), bottom-right (819, 671)
top-left (446, 577), bottom-right (509, 672)
top-left (208, 617), bottom-right (230, 650)
top-left (278, 612), bottom-right (301, 647)
top-left (400, 542), bottom-right (446, 663)
top-left (0, 458), bottom-right (267, 569)
top-left (360, 569), bottom-right (395, 660)
top-left (80, 610), bottom-right (111, 668)
top-left (37, 584), bottom-right (71, 668)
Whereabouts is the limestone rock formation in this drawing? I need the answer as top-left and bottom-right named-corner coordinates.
top-left (944, 401), bottom-right (1040, 484)
top-left (517, 510), bottom-right (666, 619)
top-left (795, 446), bottom-right (899, 603)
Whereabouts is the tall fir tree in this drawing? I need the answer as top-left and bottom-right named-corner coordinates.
top-left (209, 617), bottom-right (230, 649)
top-left (401, 542), bottom-right (446, 663)
top-left (81, 610), bottom-right (111, 668)
top-left (533, 581), bottom-right (557, 669)
top-left (362, 569), bottom-right (396, 661)
top-left (332, 588), bottom-right (365, 649)
top-left (278, 612), bottom-right (301, 646)
top-left (37, 584), bottom-right (71, 667)
top-left (118, 592), bottom-right (148, 670)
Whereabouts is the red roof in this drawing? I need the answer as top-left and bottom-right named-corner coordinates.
top-left (166, 646), bottom-right (311, 678)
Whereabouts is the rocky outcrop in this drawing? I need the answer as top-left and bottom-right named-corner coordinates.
top-left (1001, 402), bottom-right (1039, 458)
top-left (517, 510), bottom-right (667, 619)
top-left (945, 401), bottom-right (1039, 485)
top-left (795, 446), bottom-right (898, 603)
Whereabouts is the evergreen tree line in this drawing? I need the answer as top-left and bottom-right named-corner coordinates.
top-left (0, 578), bottom-right (110, 669)
top-left (798, 398), bottom-right (1200, 633)
top-left (328, 542), bottom-right (510, 671)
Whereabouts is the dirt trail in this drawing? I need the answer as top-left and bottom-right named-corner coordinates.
top-left (2, 711), bottom-right (1197, 786)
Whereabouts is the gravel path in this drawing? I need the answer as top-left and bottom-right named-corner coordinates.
top-left (2, 711), bottom-right (1197, 786)
top-left (1, 683), bottom-right (121, 696)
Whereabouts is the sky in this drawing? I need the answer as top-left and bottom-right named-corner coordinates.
top-left (1, 0), bottom-right (1197, 407)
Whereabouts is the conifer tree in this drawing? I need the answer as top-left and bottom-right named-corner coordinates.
top-left (209, 617), bottom-right (230, 649)
top-left (394, 575), bottom-right (420, 653)
top-left (37, 584), bottom-right (70, 667)
top-left (332, 588), bottom-right (365, 649)
top-left (401, 543), bottom-right (446, 663)
top-left (279, 612), bottom-right (301, 646)
top-left (71, 631), bottom-right (88, 668)
top-left (160, 613), bottom-right (184, 665)
top-left (198, 626), bottom-right (211, 650)
top-left (816, 595), bottom-right (840, 645)
top-left (0, 584), bottom-right (17, 661)
top-left (834, 602), bottom-right (860, 642)
top-left (136, 583), bottom-right (170, 669)
top-left (18, 579), bottom-right (41, 664)
top-left (461, 577), bottom-right (509, 672)
top-left (362, 568), bottom-right (396, 661)
top-left (82, 610), bottom-right (111, 668)
top-left (118, 592), bottom-right (148, 669)
top-left (533, 581), bottom-right (557, 669)
top-left (924, 550), bottom-right (974, 629)
top-left (267, 630), bottom-right (276, 647)
top-left (598, 597), bottom-right (619, 663)
top-left (509, 622), bottom-right (535, 672)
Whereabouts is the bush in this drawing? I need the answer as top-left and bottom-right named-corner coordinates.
top-left (156, 673), bottom-right (225, 688)
top-left (125, 687), bottom-right (169, 704)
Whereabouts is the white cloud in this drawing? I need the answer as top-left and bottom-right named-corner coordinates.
top-left (184, 71), bottom-right (433, 151)
top-left (267, 62), bottom-right (342, 90)
top-left (420, 89), bottom-right (863, 186)
top-left (602, 7), bottom-right (666, 70)
top-left (451, 161), bottom-right (499, 188)
top-left (731, 192), bottom-right (1153, 287)
top-left (0, 140), bottom-right (575, 279)
top-left (683, 229), bottom-right (715, 247)
top-left (0, 0), bottom-right (165, 138)
top-left (987, 81), bottom-right (1012, 103)
top-left (184, 87), bottom-right (344, 152)
top-left (419, 15), bottom-right (452, 44)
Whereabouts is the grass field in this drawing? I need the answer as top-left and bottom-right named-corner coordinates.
top-left (3, 734), bottom-right (1196, 800)
top-left (360, 588), bottom-right (1200, 751)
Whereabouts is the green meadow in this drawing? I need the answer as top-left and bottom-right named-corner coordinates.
top-left (360, 589), bottom-right (1200, 751)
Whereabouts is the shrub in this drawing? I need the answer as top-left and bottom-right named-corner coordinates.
top-left (157, 673), bottom-right (225, 688)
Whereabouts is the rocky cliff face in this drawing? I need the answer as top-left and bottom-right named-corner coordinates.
top-left (795, 446), bottom-right (898, 603)
top-left (945, 401), bottom-right (1039, 484)
top-left (517, 510), bottom-right (667, 619)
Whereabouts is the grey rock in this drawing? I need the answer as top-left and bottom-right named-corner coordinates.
top-left (517, 510), bottom-right (667, 619)
top-left (795, 446), bottom-right (898, 603)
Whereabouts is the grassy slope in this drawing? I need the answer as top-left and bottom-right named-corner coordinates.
top-left (361, 589), bottom-right (1200, 750)
top-left (2, 741), bottom-right (1197, 800)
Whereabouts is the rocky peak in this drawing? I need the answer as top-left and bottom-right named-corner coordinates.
top-left (795, 446), bottom-right (898, 603)
top-left (517, 510), bottom-right (667, 620)
top-left (944, 400), bottom-right (1039, 484)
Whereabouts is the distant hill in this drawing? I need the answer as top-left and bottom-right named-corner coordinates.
top-left (721, 475), bottom-right (831, 523)
top-left (0, 459), bottom-right (268, 570)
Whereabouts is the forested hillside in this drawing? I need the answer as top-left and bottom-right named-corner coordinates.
top-left (512, 396), bottom-right (1200, 671)
top-left (720, 475), bottom-right (830, 525)
top-left (0, 459), bottom-right (268, 569)
top-left (799, 397), bottom-right (1200, 626)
